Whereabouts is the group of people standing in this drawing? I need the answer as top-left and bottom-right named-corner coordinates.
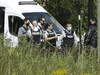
top-left (17, 17), bottom-right (80, 51)
top-left (17, 17), bottom-right (97, 53)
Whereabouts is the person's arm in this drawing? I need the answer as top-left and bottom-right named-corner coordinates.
top-left (29, 23), bottom-right (33, 30)
top-left (44, 31), bottom-right (57, 41)
top-left (84, 28), bottom-right (94, 45)
top-left (26, 29), bottom-right (31, 38)
top-left (18, 27), bottom-right (22, 37)
top-left (40, 29), bottom-right (43, 35)
top-left (82, 33), bottom-right (86, 43)
top-left (56, 30), bottom-right (66, 41)
top-left (54, 31), bottom-right (63, 48)
top-left (86, 28), bottom-right (93, 40)
top-left (73, 31), bottom-right (80, 47)
top-left (73, 31), bottom-right (80, 42)
top-left (53, 30), bottom-right (58, 40)
top-left (62, 31), bottom-right (66, 37)
top-left (18, 27), bottom-right (26, 37)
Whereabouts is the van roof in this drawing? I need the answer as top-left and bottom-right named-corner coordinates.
top-left (0, 0), bottom-right (47, 13)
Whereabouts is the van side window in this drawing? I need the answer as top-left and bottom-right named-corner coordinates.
top-left (8, 16), bottom-right (23, 36)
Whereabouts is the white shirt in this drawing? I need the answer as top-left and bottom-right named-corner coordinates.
top-left (28, 23), bottom-right (43, 37)
top-left (37, 23), bottom-right (42, 29)
top-left (18, 25), bottom-right (27, 37)
top-left (37, 23), bottom-right (44, 35)
top-left (29, 23), bottom-right (33, 30)
top-left (26, 29), bottom-right (31, 38)
top-left (27, 26), bottom-right (42, 37)
top-left (33, 26), bottom-right (39, 31)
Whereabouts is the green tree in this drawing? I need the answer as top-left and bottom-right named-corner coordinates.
top-left (35, 0), bottom-right (97, 33)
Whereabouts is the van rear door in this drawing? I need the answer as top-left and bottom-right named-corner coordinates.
top-left (0, 7), bottom-right (5, 33)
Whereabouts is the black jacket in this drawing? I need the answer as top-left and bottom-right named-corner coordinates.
top-left (85, 23), bottom-right (97, 48)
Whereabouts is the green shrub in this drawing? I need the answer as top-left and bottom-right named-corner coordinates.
top-left (0, 35), bottom-right (99, 75)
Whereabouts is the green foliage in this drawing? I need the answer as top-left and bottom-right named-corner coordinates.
top-left (35, 0), bottom-right (97, 34)
top-left (0, 0), bottom-right (98, 74)
top-left (0, 34), bottom-right (100, 75)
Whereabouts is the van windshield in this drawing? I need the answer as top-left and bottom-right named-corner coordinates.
top-left (22, 12), bottom-right (64, 34)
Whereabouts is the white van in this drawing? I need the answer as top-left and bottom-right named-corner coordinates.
top-left (0, 0), bottom-right (65, 47)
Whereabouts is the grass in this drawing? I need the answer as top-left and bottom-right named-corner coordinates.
top-left (0, 35), bottom-right (100, 75)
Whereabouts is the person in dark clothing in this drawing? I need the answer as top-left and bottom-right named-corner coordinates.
top-left (84, 17), bottom-right (97, 52)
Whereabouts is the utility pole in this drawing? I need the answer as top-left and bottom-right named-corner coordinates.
top-left (97, 0), bottom-right (100, 59)
top-left (88, 0), bottom-right (93, 29)
top-left (78, 0), bottom-right (81, 55)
